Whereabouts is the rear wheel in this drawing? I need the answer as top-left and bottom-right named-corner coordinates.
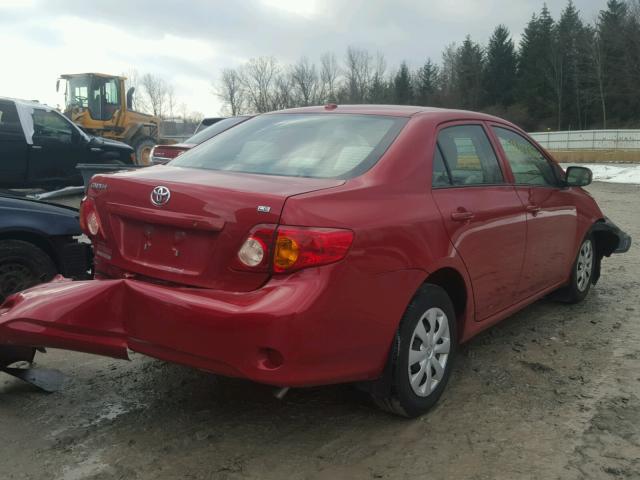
top-left (372, 284), bottom-right (457, 417)
top-left (0, 240), bottom-right (57, 304)
top-left (133, 137), bottom-right (156, 166)
top-left (559, 235), bottom-right (595, 304)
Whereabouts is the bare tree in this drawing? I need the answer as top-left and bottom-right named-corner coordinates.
top-left (217, 68), bottom-right (245, 116)
top-left (344, 46), bottom-right (373, 103)
top-left (242, 57), bottom-right (279, 113)
top-left (166, 84), bottom-right (176, 119)
top-left (179, 102), bottom-right (189, 120)
top-left (319, 52), bottom-right (340, 103)
top-left (140, 73), bottom-right (169, 118)
top-left (123, 69), bottom-right (148, 112)
top-left (273, 71), bottom-right (296, 110)
top-left (290, 57), bottom-right (319, 106)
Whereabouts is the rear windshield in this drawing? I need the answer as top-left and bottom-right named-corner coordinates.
top-left (186, 116), bottom-right (250, 145)
top-left (170, 113), bottom-right (407, 179)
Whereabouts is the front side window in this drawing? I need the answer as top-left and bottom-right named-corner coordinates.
top-left (32, 109), bottom-right (73, 144)
top-left (493, 127), bottom-right (558, 186)
top-left (436, 125), bottom-right (504, 186)
top-left (172, 114), bottom-right (407, 179)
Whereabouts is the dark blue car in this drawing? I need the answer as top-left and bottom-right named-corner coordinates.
top-left (0, 191), bottom-right (90, 302)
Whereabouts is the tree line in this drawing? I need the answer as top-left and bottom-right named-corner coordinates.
top-left (216, 0), bottom-right (640, 131)
top-left (125, 70), bottom-right (203, 123)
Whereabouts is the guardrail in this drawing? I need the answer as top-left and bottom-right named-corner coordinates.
top-left (530, 130), bottom-right (640, 151)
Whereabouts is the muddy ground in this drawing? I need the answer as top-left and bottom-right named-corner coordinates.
top-left (1, 181), bottom-right (639, 480)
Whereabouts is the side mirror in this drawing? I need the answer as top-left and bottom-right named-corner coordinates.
top-left (565, 166), bottom-right (593, 187)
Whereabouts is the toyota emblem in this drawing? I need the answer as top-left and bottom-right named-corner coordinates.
top-left (150, 186), bottom-right (171, 206)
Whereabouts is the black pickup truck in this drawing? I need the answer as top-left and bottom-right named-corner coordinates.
top-left (0, 97), bottom-right (134, 189)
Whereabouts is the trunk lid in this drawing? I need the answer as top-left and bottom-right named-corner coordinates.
top-left (91, 165), bottom-right (344, 291)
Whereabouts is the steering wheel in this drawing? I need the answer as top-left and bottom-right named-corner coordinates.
top-left (71, 96), bottom-right (88, 107)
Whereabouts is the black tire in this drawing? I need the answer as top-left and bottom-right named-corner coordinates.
top-left (372, 284), bottom-right (458, 418)
top-left (133, 137), bottom-right (156, 166)
top-left (0, 240), bottom-right (57, 304)
top-left (557, 234), bottom-right (595, 304)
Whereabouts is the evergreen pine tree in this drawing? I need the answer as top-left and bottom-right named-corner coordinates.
top-left (394, 62), bottom-right (413, 105)
top-left (484, 25), bottom-right (517, 108)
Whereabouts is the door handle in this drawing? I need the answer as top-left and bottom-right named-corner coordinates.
top-left (451, 211), bottom-right (475, 222)
top-left (525, 204), bottom-right (541, 215)
top-left (30, 145), bottom-right (42, 150)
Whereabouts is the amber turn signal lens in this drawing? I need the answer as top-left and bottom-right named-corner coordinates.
top-left (274, 235), bottom-right (300, 270)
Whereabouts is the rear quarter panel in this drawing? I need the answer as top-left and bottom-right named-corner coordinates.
top-left (279, 115), bottom-right (474, 376)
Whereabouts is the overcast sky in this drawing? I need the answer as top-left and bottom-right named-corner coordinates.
top-left (0, 0), bottom-right (603, 116)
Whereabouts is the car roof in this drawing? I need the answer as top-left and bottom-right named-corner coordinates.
top-left (272, 104), bottom-right (513, 125)
top-left (0, 96), bottom-right (55, 111)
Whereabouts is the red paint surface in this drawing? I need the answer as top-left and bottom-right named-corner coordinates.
top-left (0, 106), bottom-right (607, 386)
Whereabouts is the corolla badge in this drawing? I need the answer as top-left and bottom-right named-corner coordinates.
top-left (150, 186), bottom-right (171, 206)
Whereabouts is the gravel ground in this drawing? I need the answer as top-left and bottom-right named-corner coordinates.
top-left (1, 181), bottom-right (639, 480)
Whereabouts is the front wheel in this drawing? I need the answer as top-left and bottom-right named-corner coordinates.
top-left (372, 284), bottom-right (457, 417)
top-left (557, 235), bottom-right (595, 304)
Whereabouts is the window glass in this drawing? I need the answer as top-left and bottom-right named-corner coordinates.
top-left (104, 78), bottom-right (119, 105)
top-left (432, 146), bottom-right (451, 187)
top-left (32, 109), bottom-right (73, 143)
top-left (71, 85), bottom-right (88, 107)
top-left (493, 127), bottom-right (558, 186)
top-left (172, 114), bottom-right (407, 179)
top-left (186, 116), bottom-right (251, 145)
top-left (0, 101), bottom-right (21, 134)
top-left (436, 125), bottom-right (504, 185)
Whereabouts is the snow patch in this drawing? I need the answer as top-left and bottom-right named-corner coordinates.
top-left (561, 163), bottom-right (640, 184)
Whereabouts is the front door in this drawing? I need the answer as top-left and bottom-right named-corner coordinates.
top-left (490, 126), bottom-right (577, 297)
top-left (431, 123), bottom-right (527, 321)
top-left (28, 108), bottom-right (81, 185)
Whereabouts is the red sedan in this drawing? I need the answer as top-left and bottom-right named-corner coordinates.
top-left (150, 116), bottom-right (252, 164)
top-left (0, 105), bottom-right (630, 417)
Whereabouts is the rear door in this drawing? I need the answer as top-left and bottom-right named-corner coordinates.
top-left (0, 100), bottom-right (28, 186)
top-left (431, 123), bottom-right (527, 321)
top-left (490, 125), bottom-right (577, 296)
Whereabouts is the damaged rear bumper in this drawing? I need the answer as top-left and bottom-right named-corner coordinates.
top-left (0, 272), bottom-right (358, 387)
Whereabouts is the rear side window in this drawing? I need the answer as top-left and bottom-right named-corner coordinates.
top-left (492, 127), bottom-right (558, 186)
top-left (436, 125), bottom-right (504, 186)
top-left (171, 114), bottom-right (407, 179)
top-left (0, 101), bottom-right (21, 135)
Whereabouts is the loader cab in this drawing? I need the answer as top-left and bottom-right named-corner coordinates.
top-left (59, 73), bottom-right (124, 123)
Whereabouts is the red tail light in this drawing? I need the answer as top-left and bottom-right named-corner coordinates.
top-left (79, 196), bottom-right (103, 238)
top-left (151, 146), bottom-right (187, 163)
top-left (236, 225), bottom-right (354, 273)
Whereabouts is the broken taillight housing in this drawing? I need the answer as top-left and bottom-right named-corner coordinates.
top-left (235, 225), bottom-right (354, 274)
top-left (79, 196), bottom-right (103, 237)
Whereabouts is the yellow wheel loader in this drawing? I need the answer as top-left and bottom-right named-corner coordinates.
top-left (57, 73), bottom-right (160, 165)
